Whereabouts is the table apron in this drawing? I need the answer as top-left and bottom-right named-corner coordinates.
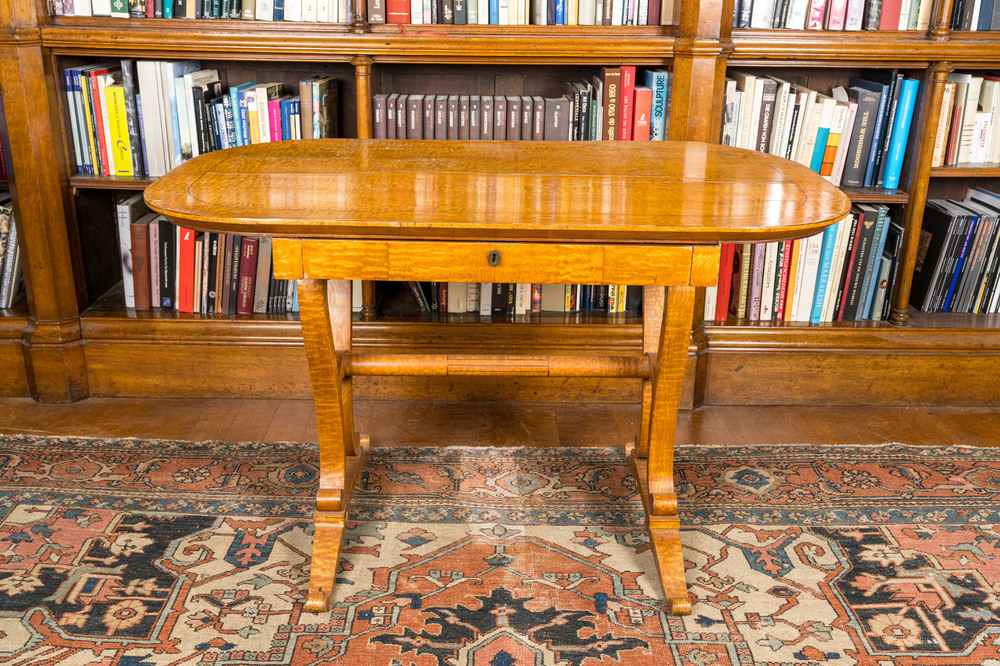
top-left (273, 239), bottom-right (721, 287)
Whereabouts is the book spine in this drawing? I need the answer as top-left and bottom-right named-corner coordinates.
top-left (881, 78), bottom-right (919, 190)
top-left (236, 237), bottom-right (259, 315)
top-left (810, 222), bottom-right (841, 324)
top-left (130, 221), bottom-right (151, 310)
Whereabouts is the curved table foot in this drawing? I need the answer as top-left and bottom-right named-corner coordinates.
top-left (304, 515), bottom-right (345, 613)
top-left (649, 516), bottom-right (692, 616)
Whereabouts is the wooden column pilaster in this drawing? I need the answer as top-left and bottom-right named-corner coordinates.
top-left (0, 8), bottom-right (89, 402)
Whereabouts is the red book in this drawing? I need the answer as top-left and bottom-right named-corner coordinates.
top-left (877, 0), bottom-right (903, 29)
top-left (86, 64), bottom-right (121, 177)
top-left (632, 85), bottom-right (652, 141)
top-left (386, 0), bottom-right (410, 23)
top-left (130, 217), bottom-right (152, 310)
top-left (714, 243), bottom-right (735, 322)
top-left (618, 66), bottom-right (637, 142)
top-left (175, 226), bottom-right (196, 313)
top-left (944, 104), bottom-right (963, 166)
top-left (236, 238), bottom-right (259, 315)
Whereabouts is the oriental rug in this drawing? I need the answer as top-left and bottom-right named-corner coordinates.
top-left (2, 435), bottom-right (1000, 665)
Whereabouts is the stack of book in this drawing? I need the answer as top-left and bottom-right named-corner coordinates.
top-left (709, 69), bottom-right (919, 324)
top-left (371, 0), bottom-right (680, 25)
top-left (910, 189), bottom-right (1000, 314)
top-left (63, 60), bottom-right (338, 178)
top-left (49, 0), bottom-right (352, 21)
top-left (0, 192), bottom-right (24, 309)
top-left (949, 0), bottom-right (1000, 30)
top-left (733, 0), bottom-right (934, 29)
top-left (722, 69), bottom-right (919, 190)
top-left (113, 191), bottom-right (322, 314)
top-left (707, 203), bottom-right (903, 324)
top-left (379, 66), bottom-right (669, 317)
top-left (930, 72), bottom-right (1000, 168)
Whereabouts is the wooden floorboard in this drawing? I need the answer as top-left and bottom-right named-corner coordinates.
top-left (0, 398), bottom-right (998, 448)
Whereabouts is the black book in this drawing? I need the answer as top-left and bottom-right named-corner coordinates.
top-left (228, 234), bottom-right (242, 315)
top-left (230, 0), bottom-right (243, 18)
top-left (879, 221), bottom-right (905, 320)
top-left (158, 219), bottom-right (175, 309)
top-left (592, 284), bottom-right (608, 311)
top-left (833, 207), bottom-right (861, 319)
top-left (438, 0), bottom-right (454, 22)
top-left (175, 0), bottom-right (187, 16)
top-left (206, 233), bottom-right (219, 312)
top-left (429, 281), bottom-right (439, 312)
top-left (857, 70), bottom-right (901, 189)
top-left (841, 204), bottom-right (880, 321)
top-left (840, 86), bottom-right (882, 188)
top-left (492, 283), bottom-right (508, 315)
top-left (454, 0), bottom-right (466, 23)
top-left (624, 286), bottom-right (642, 313)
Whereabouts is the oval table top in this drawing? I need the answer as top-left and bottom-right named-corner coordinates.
top-left (144, 139), bottom-right (851, 245)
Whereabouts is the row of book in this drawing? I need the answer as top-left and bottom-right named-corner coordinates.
top-left (722, 70), bottom-right (919, 190)
top-left (949, 0), bottom-right (1000, 30)
top-left (408, 281), bottom-right (642, 314)
top-left (931, 72), bottom-right (1000, 168)
top-left (911, 188), bottom-right (1000, 314)
top-left (114, 192), bottom-right (300, 313)
top-left (50, 0), bottom-right (353, 21)
top-left (370, 0), bottom-right (678, 24)
top-left (63, 59), bottom-right (338, 179)
top-left (733, 0), bottom-right (933, 29)
top-left (0, 192), bottom-right (25, 309)
top-left (706, 203), bottom-right (902, 324)
top-left (374, 68), bottom-right (672, 143)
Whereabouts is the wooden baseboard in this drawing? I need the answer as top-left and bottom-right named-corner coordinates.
top-left (0, 315), bottom-right (29, 397)
top-left (66, 313), bottom-right (1000, 406)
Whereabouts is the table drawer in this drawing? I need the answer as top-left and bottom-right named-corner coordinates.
top-left (274, 239), bottom-right (719, 287)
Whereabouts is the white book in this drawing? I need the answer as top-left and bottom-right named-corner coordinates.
top-left (795, 93), bottom-right (831, 167)
top-left (843, 0), bottom-right (864, 28)
top-left (184, 69), bottom-right (220, 159)
top-left (499, 0), bottom-right (510, 22)
top-left (136, 61), bottom-right (167, 178)
top-left (610, 0), bottom-right (623, 23)
top-left (531, 0), bottom-right (547, 22)
top-left (479, 284), bottom-right (493, 315)
top-left (794, 231), bottom-right (825, 322)
top-left (352, 280), bottom-right (362, 312)
top-left (338, 0), bottom-right (348, 21)
top-left (914, 0), bottom-right (933, 29)
top-left (730, 72), bottom-right (757, 150)
top-left (578, 0), bottom-right (596, 23)
top-left (317, 0), bottom-right (329, 21)
top-left (285, 0), bottom-right (302, 19)
top-left (972, 111), bottom-right (991, 163)
top-left (256, 0), bottom-right (274, 18)
top-left (958, 75), bottom-right (984, 164)
top-left (830, 100), bottom-right (858, 185)
top-left (788, 239), bottom-right (808, 320)
top-left (302, 0), bottom-right (317, 19)
top-left (73, 0), bottom-right (93, 14)
top-left (769, 78), bottom-right (792, 156)
top-left (969, 0), bottom-right (983, 30)
top-left (896, 0), bottom-right (910, 28)
top-left (255, 83), bottom-right (277, 143)
top-left (759, 242), bottom-right (779, 321)
top-left (447, 283), bottom-right (468, 313)
top-left (704, 285), bottom-right (718, 320)
top-left (788, 88), bottom-right (816, 164)
top-left (115, 193), bottom-right (149, 309)
top-left (411, 0), bottom-right (423, 22)
top-left (91, 0), bottom-right (111, 14)
top-left (467, 283), bottom-right (480, 312)
top-left (173, 78), bottom-right (191, 164)
top-left (980, 79), bottom-right (1000, 164)
top-left (749, 0), bottom-right (774, 28)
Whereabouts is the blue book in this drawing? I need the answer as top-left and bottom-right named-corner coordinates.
top-left (646, 69), bottom-right (669, 141)
top-left (858, 205), bottom-right (890, 319)
top-left (292, 99), bottom-right (301, 139)
top-left (273, 0), bottom-right (284, 20)
top-left (810, 220), bottom-right (841, 324)
top-left (849, 76), bottom-right (891, 187)
top-left (489, 0), bottom-right (498, 23)
top-left (230, 82), bottom-right (256, 147)
top-left (881, 77), bottom-right (919, 191)
top-left (943, 213), bottom-right (978, 312)
top-left (236, 84), bottom-right (258, 147)
top-left (554, 0), bottom-right (564, 23)
top-left (280, 98), bottom-right (293, 141)
top-left (809, 127), bottom-right (830, 173)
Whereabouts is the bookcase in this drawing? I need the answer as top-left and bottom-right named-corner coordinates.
top-left (2, 0), bottom-right (1000, 408)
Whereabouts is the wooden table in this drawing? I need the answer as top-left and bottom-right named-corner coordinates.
top-left (145, 139), bottom-right (849, 616)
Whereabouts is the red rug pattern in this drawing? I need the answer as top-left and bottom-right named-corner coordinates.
top-left (2, 435), bottom-right (1000, 665)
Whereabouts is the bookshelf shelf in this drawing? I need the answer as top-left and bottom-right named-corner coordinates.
top-left (3, 0), bottom-right (1000, 406)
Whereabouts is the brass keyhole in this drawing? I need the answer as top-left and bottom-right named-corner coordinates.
top-left (488, 250), bottom-right (501, 266)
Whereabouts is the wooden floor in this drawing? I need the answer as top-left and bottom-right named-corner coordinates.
top-left (1, 397), bottom-right (999, 448)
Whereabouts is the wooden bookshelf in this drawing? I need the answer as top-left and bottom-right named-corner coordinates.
top-left (3, 0), bottom-right (1000, 407)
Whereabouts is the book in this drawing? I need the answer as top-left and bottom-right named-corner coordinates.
top-left (841, 85), bottom-right (883, 187)
top-left (115, 192), bottom-right (150, 309)
top-left (236, 237), bottom-right (259, 315)
top-left (253, 237), bottom-right (272, 314)
top-left (881, 77), bottom-right (919, 190)
top-left (129, 212), bottom-right (157, 311)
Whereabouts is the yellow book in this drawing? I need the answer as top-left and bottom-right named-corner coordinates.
top-left (245, 88), bottom-right (261, 144)
top-left (105, 85), bottom-right (133, 177)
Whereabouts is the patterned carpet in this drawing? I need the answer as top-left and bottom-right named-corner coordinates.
top-left (2, 435), bottom-right (1000, 665)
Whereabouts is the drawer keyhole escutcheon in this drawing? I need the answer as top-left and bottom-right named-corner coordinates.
top-left (488, 250), bottom-right (502, 266)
